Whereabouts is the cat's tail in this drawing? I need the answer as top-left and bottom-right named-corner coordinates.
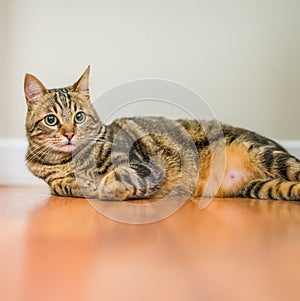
top-left (238, 178), bottom-right (300, 200)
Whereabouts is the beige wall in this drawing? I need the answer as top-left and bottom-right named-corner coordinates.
top-left (1, 0), bottom-right (300, 139)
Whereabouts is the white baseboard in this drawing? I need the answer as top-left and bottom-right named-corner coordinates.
top-left (1, 138), bottom-right (300, 185)
top-left (0, 138), bottom-right (45, 185)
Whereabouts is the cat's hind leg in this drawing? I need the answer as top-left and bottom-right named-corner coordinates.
top-left (225, 143), bottom-right (300, 200)
top-left (237, 178), bottom-right (300, 200)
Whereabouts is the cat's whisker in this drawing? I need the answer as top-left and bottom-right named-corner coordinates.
top-left (26, 144), bottom-right (48, 159)
top-left (28, 144), bottom-right (53, 160)
top-left (26, 145), bottom-right (53, 164)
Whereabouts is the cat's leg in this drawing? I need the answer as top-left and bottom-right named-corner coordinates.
top-left (97, 163), bottom-right (164, 200)
top-left (49, 177), bottom-right (97, 198)
top-left (260, 149), bottom-right (300, 182)
top-left (237, 146), bottom-right (300, 200)
top-left (238, 178), bottom-right (300, 200)
top-left (97, 167), bottom-right (137, 200)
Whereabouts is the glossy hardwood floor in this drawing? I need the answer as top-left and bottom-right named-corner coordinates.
top-left (1, 186), bottom-right (300, 301)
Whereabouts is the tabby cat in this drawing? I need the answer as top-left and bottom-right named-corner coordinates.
top-left (25, 67), bottom-right (300, 201)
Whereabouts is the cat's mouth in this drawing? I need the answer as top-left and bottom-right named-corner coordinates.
top-left (51, 141), bottom-right (77, 153)
top-left (59, 144), bottom-right (76, 152)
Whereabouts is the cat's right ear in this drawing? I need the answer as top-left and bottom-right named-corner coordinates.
top-left (24, 74), bottom-right (48, 108)
top-left (72, 66), bottom-right (90, 98)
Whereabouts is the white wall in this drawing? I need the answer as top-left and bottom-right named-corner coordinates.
top-left (1, 0), bottom-right (300, 139)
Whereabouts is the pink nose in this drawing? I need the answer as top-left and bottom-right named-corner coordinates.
top-left (64, 132), bottom-right (74, 141)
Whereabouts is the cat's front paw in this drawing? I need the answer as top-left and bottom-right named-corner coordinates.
top-left (97, 172), bottom-right (134, 201)
top-left (77, 179), bottom-right (97, 198)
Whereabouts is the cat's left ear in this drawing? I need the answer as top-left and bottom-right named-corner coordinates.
top-left (73, 66), bottom-right (90, 98)
top-left (24, 74), bottom-right (48, 108)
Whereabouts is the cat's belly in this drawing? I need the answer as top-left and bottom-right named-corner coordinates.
top-left (194, 142), bottom-right (267, 198)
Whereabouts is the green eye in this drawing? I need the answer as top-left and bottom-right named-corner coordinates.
top-left (44, 114), bottom-right (58, 126)
top-left (74, 112), bottom-right (86, 124)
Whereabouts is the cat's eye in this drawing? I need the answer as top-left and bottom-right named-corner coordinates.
top-left (44, 114), bottom-right (58, 126)
top-left (74, 112), bottom-right (86, 124)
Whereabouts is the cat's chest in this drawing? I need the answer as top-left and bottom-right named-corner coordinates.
top-left (27, 159), bottom-right (74, 182)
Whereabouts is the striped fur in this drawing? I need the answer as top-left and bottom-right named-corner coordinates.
top-left (25, 67), bottom-right (300, 201)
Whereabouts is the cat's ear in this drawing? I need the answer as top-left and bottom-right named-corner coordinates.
top-left (73, 66), bottom-right (90, 98)
top-left (24, 74), bottom-right (48, 108)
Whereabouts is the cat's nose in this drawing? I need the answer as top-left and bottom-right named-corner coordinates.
top-left (64, 132), bottom-right (74, 141)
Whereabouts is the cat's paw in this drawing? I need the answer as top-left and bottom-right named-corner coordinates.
top-left (78, 179), bottom-right (97, 198)
top-left (97, 173), bottom-right (134, 201)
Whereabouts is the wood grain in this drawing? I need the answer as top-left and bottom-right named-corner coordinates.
top-left (1, 186), bottom-right (300, 301)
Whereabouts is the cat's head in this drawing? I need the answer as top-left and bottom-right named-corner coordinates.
top-left (24, 66), bottom-right (102, 155)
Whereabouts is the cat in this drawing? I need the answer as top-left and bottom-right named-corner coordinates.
top-left (24, 66), bottom-right (300, 201)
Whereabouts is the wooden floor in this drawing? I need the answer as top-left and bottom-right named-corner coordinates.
top-left (1, 186), bottom-right (300, 301)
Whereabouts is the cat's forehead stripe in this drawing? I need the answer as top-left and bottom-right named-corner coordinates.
top-left (52, 93), bottom-right (64, 112)
top-left (50, 88), bottom-right (78, 114)
top-left (49, 87), bottom-right (71, 93)
top-left (58, 91), bottom-right (68, 107)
